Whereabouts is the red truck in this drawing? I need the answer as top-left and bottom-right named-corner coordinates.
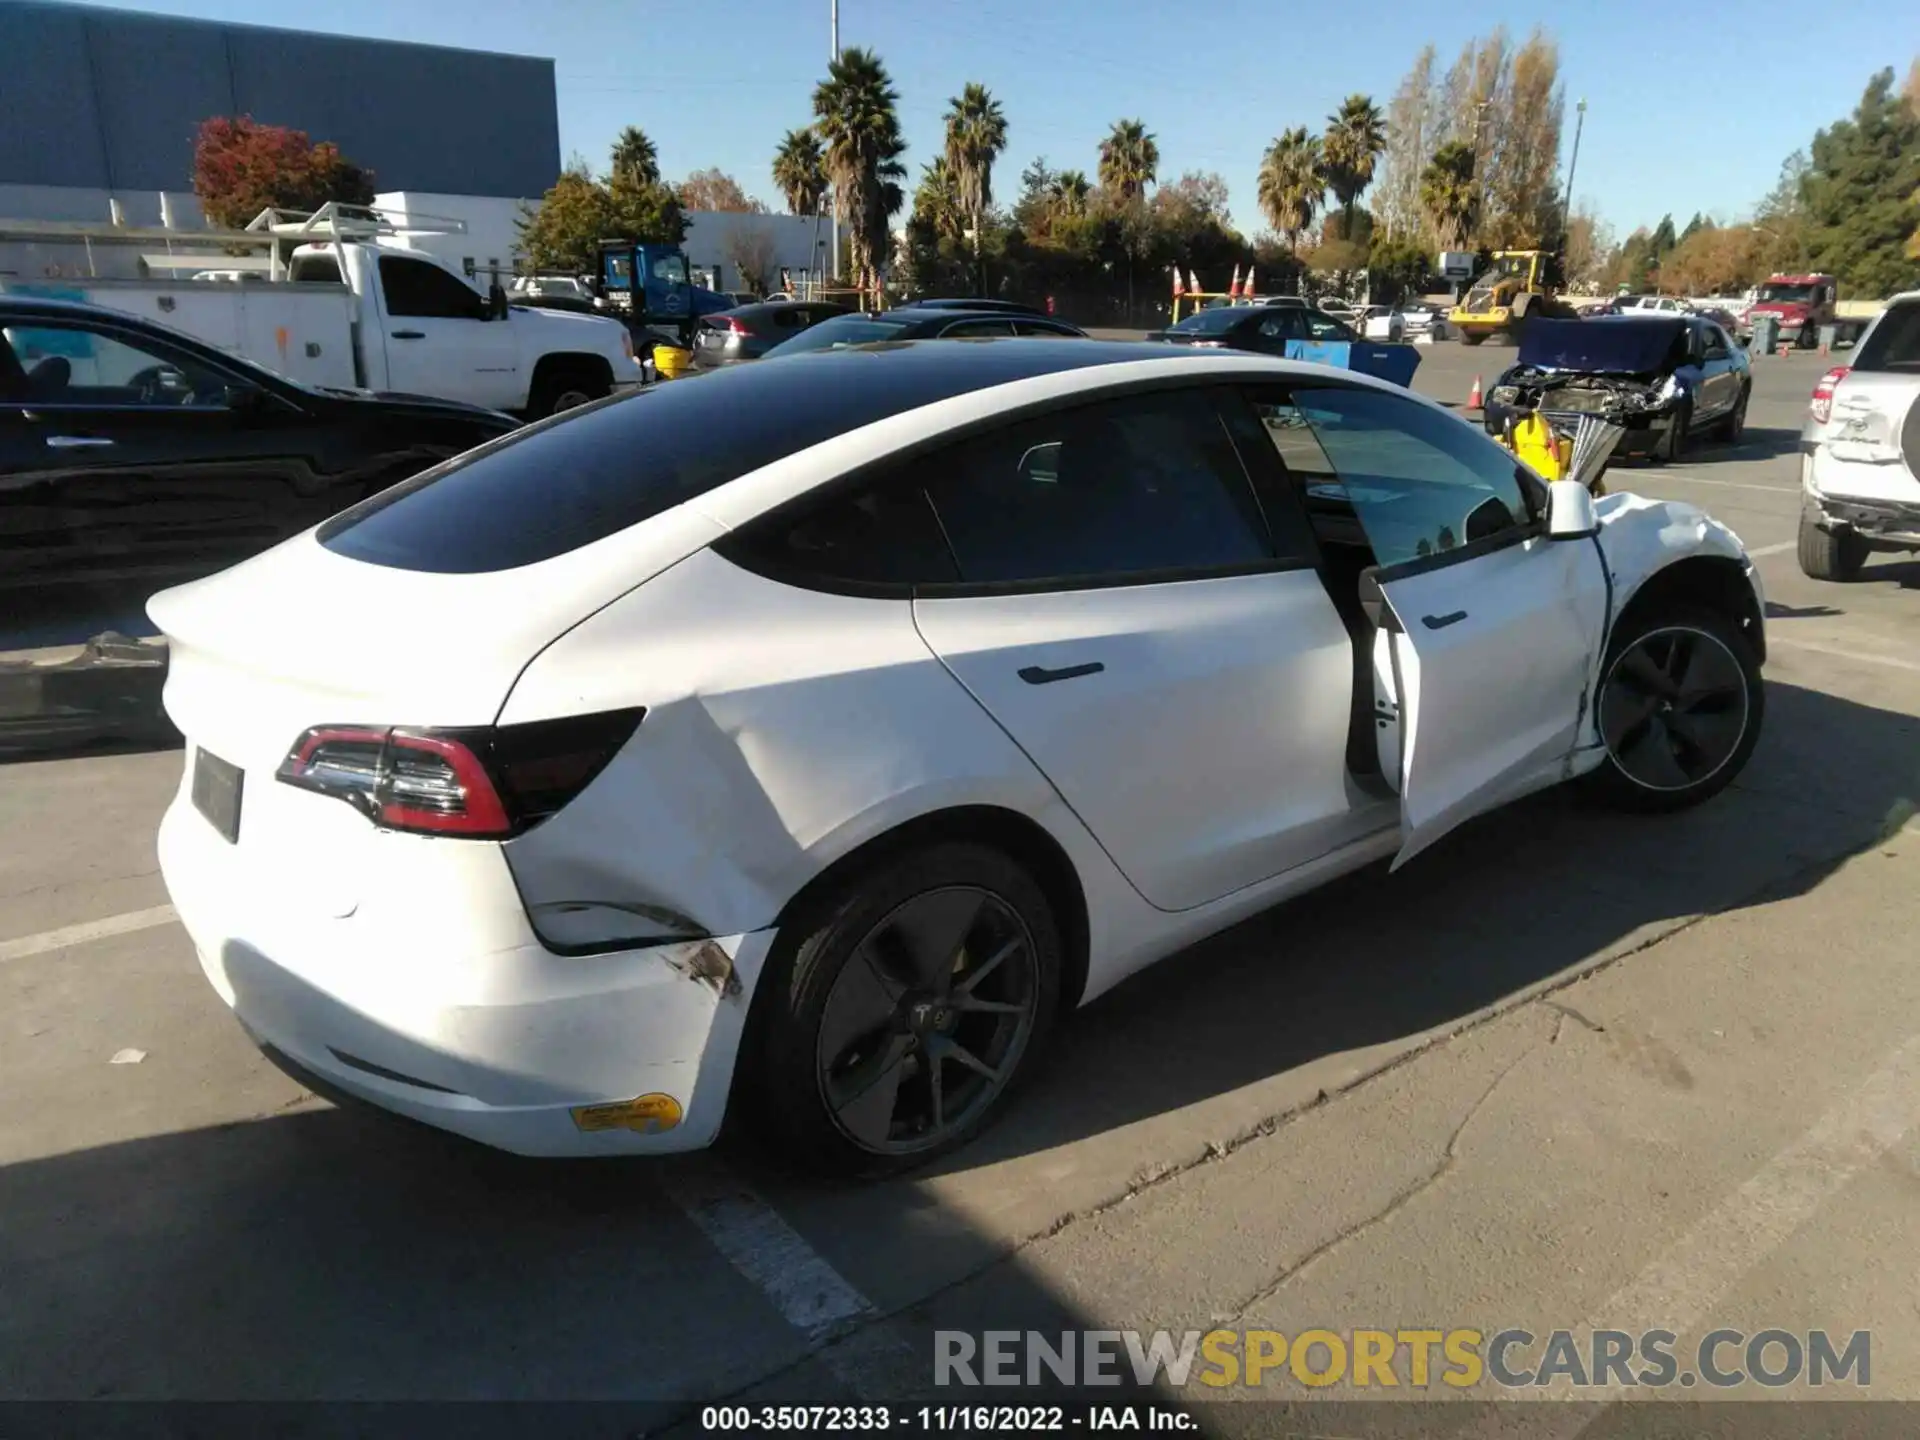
top-left (1745, 273), bottom-right (1867, 348)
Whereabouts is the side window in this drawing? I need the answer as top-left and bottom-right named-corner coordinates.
top-left (941, 319), bottom-right (1018, 338)
top-left (379, 256), bottom-right (485, 320)
top-left (0, 322), bottom-right (234, 408)
top-left (729, 471), bottom-right (959, 589)
top-left (652, 253), bottom-right (690, 286)
top-left (922, 389), bottom-right (1273, 586)
top-left (1012, 320), bottom-right (1078, 337)
top-left (1251, 386), bottom-right (1531, 570)
top-left (1704, 325), bottom-right (1731, 360)
top-left (771, 309), bottom-right (803, 329)
top-left (1258, 310), bottom-right (1307, 341)
top-left (1306, 311), bottom-right (1356, 342)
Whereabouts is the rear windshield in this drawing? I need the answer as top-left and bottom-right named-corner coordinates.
top-left (1853, 300), bottom-right (1920, 373)
top-left (766, 314), bottom-right (912, 355)
top-left (318, 341), bottom-right (1126, 573)
top-left (1168, 309), bottom-right (1246, 335)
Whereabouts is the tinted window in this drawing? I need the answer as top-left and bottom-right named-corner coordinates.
top-left (922, 389), bottom-right (1271, 585)
top-left (380, 256), bottom-right (484, 320)
top-left (1257, 310), bottom-right (1307, 341)
top-left (728, 473), bottom-right (959, 588)
top-left (1305, 311), bottom-right (1357, 342)
top-left (1251, 387), bottom-right (1530, 570)
top-left (940, 319), bottom-right (1018, 338)
top-left (1854, 300), bottom-right (1920, 372)
top-left (0, 321), bottom-right (236, 407)
top-left (1168, 309), bottom-right (1246, 335)
top-left (764, 314), bottom-right (912, 355)
top-left (1013, 320), bottom-right (1084, 337)
top-left (320, 341), bottom-right (1138, 573)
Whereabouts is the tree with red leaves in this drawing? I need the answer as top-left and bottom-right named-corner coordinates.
top-left (191, 116), bottom-right (376, 230)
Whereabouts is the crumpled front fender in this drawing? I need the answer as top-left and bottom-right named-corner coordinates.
top-left (1594, 489), bottom-right (1765, 633)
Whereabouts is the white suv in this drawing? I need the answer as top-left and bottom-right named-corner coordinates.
top-left (1799, 292), bottom-right (1920, 580)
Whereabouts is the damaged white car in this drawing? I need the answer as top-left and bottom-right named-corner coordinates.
top-left (151, 342), bottom-right (1768, 1176)
top-left (1799, 291), bottom-right (1920, 580)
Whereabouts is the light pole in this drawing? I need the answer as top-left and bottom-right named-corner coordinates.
top-left (829, 0), bottom-right (840, 289)
top-left (1562, 99), bottom-right (1587, 234)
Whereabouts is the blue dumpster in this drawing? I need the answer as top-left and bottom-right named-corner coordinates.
top-left (1283, 339), bottom-right (1422, 388)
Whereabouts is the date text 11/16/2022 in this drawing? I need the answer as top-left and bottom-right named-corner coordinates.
top-left (700, 1404), bottom-right (1198, 1432)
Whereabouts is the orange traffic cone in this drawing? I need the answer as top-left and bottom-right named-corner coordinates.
top-left (1467, 375), bottom-right (1484, 409)
top-left (1229, 264), bottom-right (1242, 298)
top-left (1189, 268), bottom-right (1201, 295)
top-left (1245, 267), bottom-right (1256, 297)
top-left (1172, 267), bottom-right (1185, 298)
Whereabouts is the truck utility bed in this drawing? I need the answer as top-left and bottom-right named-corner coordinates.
top-left (0, 277), bottom-right (360, 390)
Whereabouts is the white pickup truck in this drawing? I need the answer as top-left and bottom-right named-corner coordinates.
top-left (1, 207), bottom-right (646, 418)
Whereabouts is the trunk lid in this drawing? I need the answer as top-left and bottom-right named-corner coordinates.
top-left (149, 503), bottom-right (724, 774)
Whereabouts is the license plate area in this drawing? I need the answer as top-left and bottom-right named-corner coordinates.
top-left (191, 747), bottom-right (244, 843)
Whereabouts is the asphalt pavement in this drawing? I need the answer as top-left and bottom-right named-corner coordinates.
top-left (5, 339), bottom-right (1919, 1436)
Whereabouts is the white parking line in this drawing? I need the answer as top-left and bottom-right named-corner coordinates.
top-left (1769, 636), bottom-right (1920, 675)
top-left (662, 1163), bottom-right (877, 1340)
top-left (1517, 1030), bottom-right (1920, 1427)
top-left (0, 904), bottom-right (178, 963)
top-left (1644, 472), bottom-right (1797, 494)
top-left (1746, 541), bottom-right (1795, 558)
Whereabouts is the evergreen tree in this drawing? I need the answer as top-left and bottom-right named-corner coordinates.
top-left (1800, 68), bottom-right (1920, 297)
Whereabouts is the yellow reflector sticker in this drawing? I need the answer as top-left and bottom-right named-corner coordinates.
top-left (571, 1093), bottom-right (684, 1134)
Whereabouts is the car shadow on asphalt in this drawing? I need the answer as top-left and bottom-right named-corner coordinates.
top-left (0, 679), bottom-right (1915, 1418)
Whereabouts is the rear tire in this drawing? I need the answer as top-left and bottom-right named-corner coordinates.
top-left (1578, 605), bottom-right (1763, 814)
top-left (745, 842), bottom-right (1064, 1179)
top-left (1797, 515), bottom-right (1869, 581)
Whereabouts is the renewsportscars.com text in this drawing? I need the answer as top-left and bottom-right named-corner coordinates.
top-left (934, 1328), bottom-right (1871, 1390)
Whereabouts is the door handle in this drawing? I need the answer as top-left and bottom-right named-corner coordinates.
top-left (391, 330), bottom-right (426, 340)
top-left (1422, 610), bottom-right (1469, 630)
top-left (45, 435), bottom-right (115, 449)
top-left (1019, 661), bottom-right (1105, 686)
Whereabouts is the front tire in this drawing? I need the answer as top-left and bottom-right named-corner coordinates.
top-left (746, 842), bottom-right (1064, 1178)
top-left (1460, 332), bottom-right (1487, 347)
top-left (1579, 606), bottom-right (1763, 813)
top-left (1647, 399), bottom-right (1691, 465)
top-left (1715, 384), bottom-right (1749, 443)
top-left (1797, 515), bottom-right (1869, 581)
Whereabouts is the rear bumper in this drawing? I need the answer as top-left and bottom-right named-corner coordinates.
top-left (1804, 448), bottom-right (1920, 547)
top-left (158, 786), bottom-right (773, 1157)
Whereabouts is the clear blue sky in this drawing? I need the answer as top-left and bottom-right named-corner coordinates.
top-left (73, 0), bottom-right (1920, 242)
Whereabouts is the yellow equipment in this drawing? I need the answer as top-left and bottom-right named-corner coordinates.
top-left (652, 337), bottom-right (696, 380)
top-left (1498, 411), bottom-right (1608, 496)
top-left (1450, 250), bottom-right (1568, 346)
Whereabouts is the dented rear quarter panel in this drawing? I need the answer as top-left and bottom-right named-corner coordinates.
top-left (492, 546), bottom-right (1148, 974)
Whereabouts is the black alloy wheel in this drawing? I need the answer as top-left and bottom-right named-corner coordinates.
top-left (1582, 607), bottom-right (1762, 812)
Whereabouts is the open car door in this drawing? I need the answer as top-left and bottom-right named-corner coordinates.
top-left (1268, 385), bottom-right (1611, 870)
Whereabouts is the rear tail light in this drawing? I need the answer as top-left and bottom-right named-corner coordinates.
top-left (277, 708), bottom-right (645, 838)
top-left (1810, 366), bottom-right (1850, 425)
top-left (723, 316), bottom-right (749, 334)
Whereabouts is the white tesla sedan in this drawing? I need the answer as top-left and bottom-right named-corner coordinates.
top-left (152, 341), bottom-right (1767, 1176)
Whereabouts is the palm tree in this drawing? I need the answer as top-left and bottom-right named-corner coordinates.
top-left (943, 82), bottom-right (1008, 290)
top-left (1049, 169), bottom-right (1092, 216)
top-left (1256, 127), bottom-right (1324, 255)
top-left (1320, 95), bottom-right (1387, 238)
top-left (771, 127), bottom-right (828, 215)
top-left (609, 126), bottom-right (660, 189)
top-left (915, 157), bottom-right (966, 241)
top-left (1420, 140), bottom-right (1479, 249)
top-left (812, 47), bottom-right (908, 293)
top-left (1097, 119), bottom-right (1158, 204)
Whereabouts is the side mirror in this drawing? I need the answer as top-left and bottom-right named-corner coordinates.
top-left (1546, 479), bottom-right (1599, 540)
top-left (488, 284), bottom-right (508, 321)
